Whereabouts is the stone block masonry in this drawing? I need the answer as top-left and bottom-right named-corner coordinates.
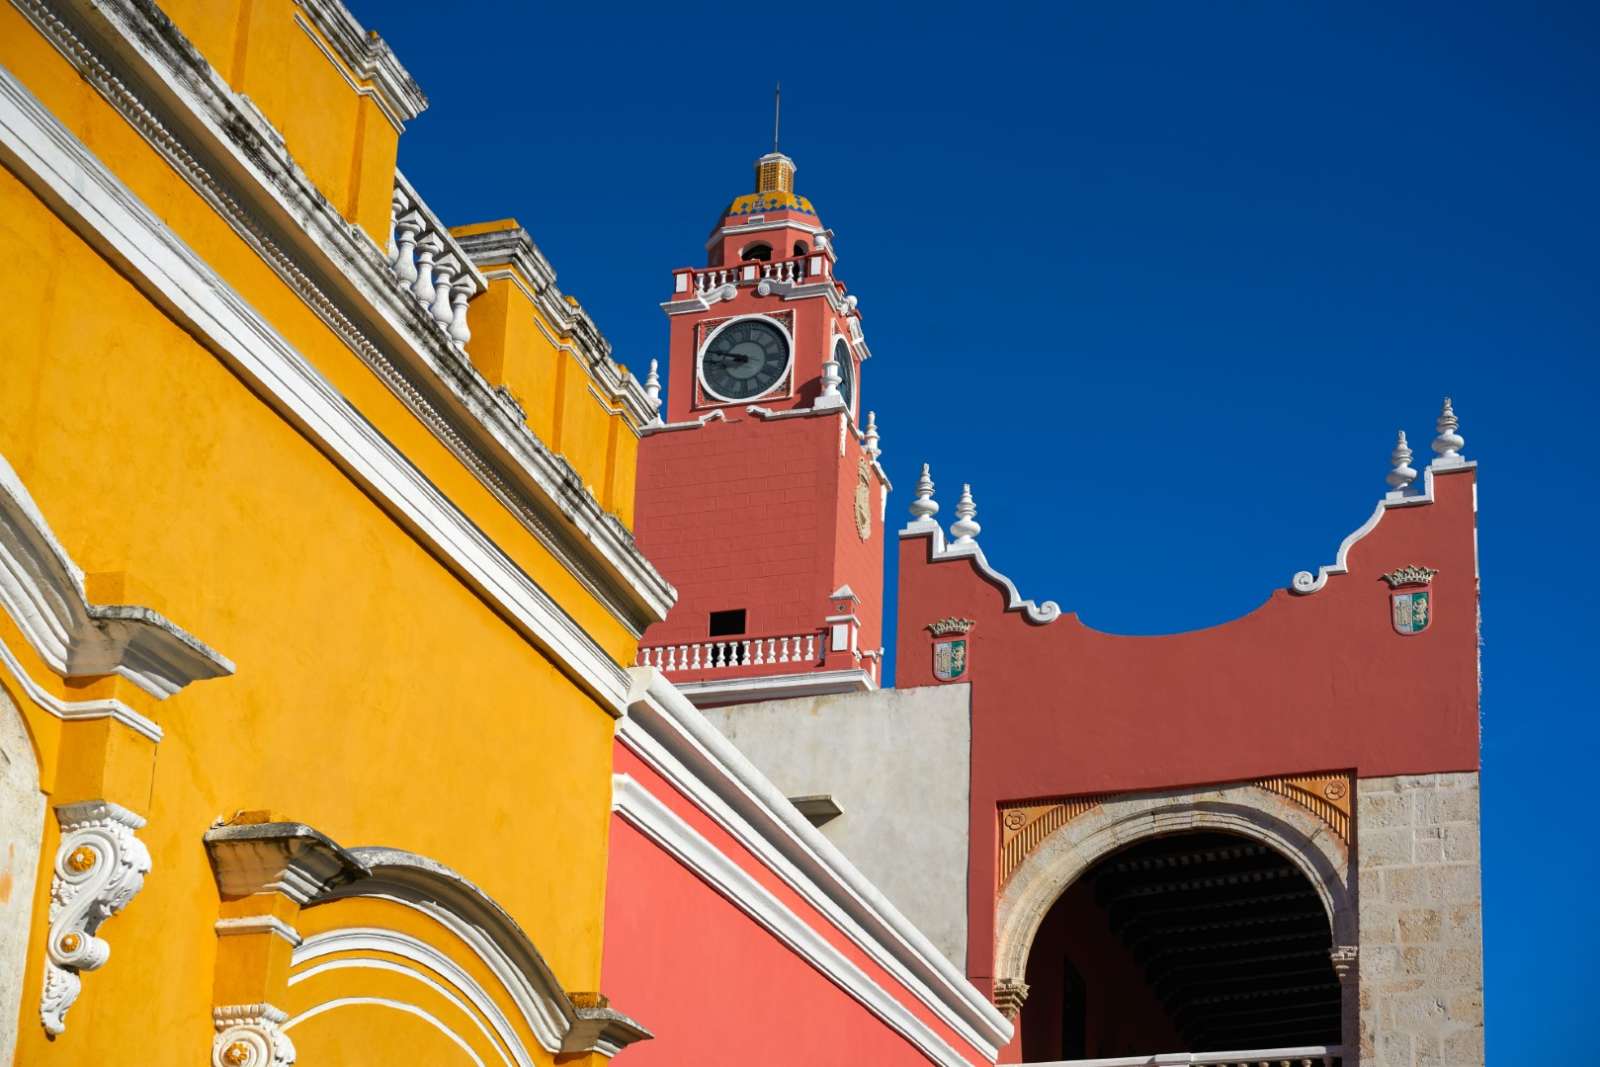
top-left (1357, 772), bottom-right (1484, 1067)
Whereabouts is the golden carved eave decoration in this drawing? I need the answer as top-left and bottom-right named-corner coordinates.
top-left (996, 772), bottom-right (1354, 888)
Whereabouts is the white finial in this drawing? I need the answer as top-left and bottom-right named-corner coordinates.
top-left (1431, 396), bottom-right (1464, 467)
top-left (909, 463), bottom-right (939, 522)
top-left (863, 411), bottom-right (880, 459)
top-left (951, 484), bottom-right (981, 544)
top-left (1386, 430), bottom-right (1418, 494)
top-left (820, 356), bottom-right (842, 398)
top-left (643, 359), bottom-right (661, 413)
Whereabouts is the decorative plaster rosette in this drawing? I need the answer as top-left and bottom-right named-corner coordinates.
top-left (40, 800), bottom-right (151, 1034)
top-left (213, 1004), bottom-right (297, 1067)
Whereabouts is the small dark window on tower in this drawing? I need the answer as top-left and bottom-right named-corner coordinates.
top-left (740, 242), bottom-right (772, 262)
top-left (793, 240), bottom-right (809, 256)
top-left (708, 609), bottom-right (747, 637)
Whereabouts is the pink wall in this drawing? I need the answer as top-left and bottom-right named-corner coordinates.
top-left (1014, 881), bottom-right (1183, 1062)
top-left (635, 407), bottom-right (884, 664)
top-left (893, 467), bottom-right (1480, 980)
top-left (603, 748), bottom-right (989, 1065)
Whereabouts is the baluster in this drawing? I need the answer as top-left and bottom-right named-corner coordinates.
top-left (661, 646), bottom-right (673, 671)
top-left (690, 644), bottom-right (702, 670)
top-left (411, 233), bottom-right (442, 304)
top-left (430, 256), bottom-right (457, 324)
top-left (805, 634), bottom-right (817, 661)
top-left (741, 639), bottom-right (751, 665)
top-left (386, 189), bottom-right (404, 264)
top-left (392, 213), bottom-right (421, 286)
top-left (449, 277), bottom-right (474, 346)
top-left (763, 638), bottom-right (774, 663)
top-left (777, 637), bottom-right (789, 663)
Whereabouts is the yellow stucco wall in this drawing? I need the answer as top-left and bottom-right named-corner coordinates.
top-left (161, 0), bottom-right (401, 242)
top-left (0, 3), bottom-right (648, 1062)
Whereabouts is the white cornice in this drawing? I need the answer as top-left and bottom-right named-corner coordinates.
top-left (612, 775), bottom-right (988, 1067)
top-left (1290, 463), bottom-right (1475, 595)
top-left (290, 0), bottom-right (426, 130)
top-left (0, 452), bottom-right (232, 699)
top-left (899, 521), bottom-right (1062, 624)
top-left (617, 669), bottom-right (1012, 1059)
top-left (0, 62), bottom-right (638, 713)
top-left (455, 226), bottom-right (656, 429)
top-left (0, 635), bottom-right (161, 742)
top-left (11, 0), bottom-right (673, 636)
top-left (668, 666), bottom-right (876, 707)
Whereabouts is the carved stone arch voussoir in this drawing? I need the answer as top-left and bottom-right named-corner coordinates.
top-left (993, 782), bottom-right (1355, 989)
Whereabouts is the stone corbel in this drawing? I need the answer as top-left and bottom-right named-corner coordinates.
top-left (1330, 944), bottom-right (1359, 982)
top-left (212, 1003), bottom-right (296, 1067)
top-left (992, 976), bottom-right (1030, 1020)
top-left (40, 800), bottom-right (151, 1035)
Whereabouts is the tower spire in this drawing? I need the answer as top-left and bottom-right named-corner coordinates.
top-left (773, 82), bottom-right (781, 154)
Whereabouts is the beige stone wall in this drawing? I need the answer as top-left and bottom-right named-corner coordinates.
top-left (1357, 772), bottom-right (1484, 1066)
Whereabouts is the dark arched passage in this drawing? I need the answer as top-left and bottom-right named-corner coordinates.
top-left (1021, 830), bottom-right (1341, 1060)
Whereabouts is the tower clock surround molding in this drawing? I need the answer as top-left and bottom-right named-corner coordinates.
top-left (694, 313), bottom-right (796, 406)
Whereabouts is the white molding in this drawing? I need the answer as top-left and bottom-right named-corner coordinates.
top-left (612, 774), bottom-right (987, 1067)
top-left (9, 0), bottom-right (672, 636)
top-left (0, 63), bottom-right (636, 713)
top-left (1025, 1046), bottom-right (1344, 1067)
top-left (669, 666), bottom-right (875, 706)
top-left (215, 915), bottom-right (302, 947)
top-left (1290, 464), bottom-right (1476, 596)
top-left (618, 669), bottom-right (1011, 1058)
top-left (292, 929), bottom-right (528, 1065)
top-left (289, 0), bottom-right (426, 129)
top-left (212, 1003), bottom-right (297, 1067)
top-left (0, 635), bottom-right (161, 742)
top-left (286, 996), bottom-right (484, 1065)
top-left (898, 522), bottom-right (1062, 624)
top-left (0, 451), bottom-right (232, 699)
top-left (637, 410), bottom-right (727, 437)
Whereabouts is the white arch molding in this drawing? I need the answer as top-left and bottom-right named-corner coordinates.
top-left (992, 783), bottom-right (1357, 1052)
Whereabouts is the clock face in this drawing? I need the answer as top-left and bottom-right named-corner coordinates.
top-left (833, 338), bottom-right (855, 408)
top-left (700, 319), bottom-right (790, 401)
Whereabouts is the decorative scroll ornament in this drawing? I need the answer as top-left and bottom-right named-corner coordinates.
top-left (41, 801), bottom-right (151, 1035)
top-left (992, 976), bottom-right (1030, 1019)
top-left (1381, 564), bottom-right (1439, 588)
top-left (997, 773), bottom-right (1354, 887)
top-left (926, 617), bottom-right (975, 637)
top-left (855, 459), bottom-right (873, 542)
top-left (212, 1004), bottom-right (297, 1067)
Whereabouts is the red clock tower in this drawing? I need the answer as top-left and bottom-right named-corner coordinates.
top-left (633, 151), bottom-right (889, 706)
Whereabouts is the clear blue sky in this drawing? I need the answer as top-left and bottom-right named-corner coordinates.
top-left (367, 1), bottom-right (1596, 1055)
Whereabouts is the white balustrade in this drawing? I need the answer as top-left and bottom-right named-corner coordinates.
top-left (637, 630), bottom-right (825, 674)
top-left (1026, 1046), bottom-right (1343, 1067)
top-left (692, 254), bottom-right (810, 295)
top-left (387, 172), bottom-right (485, 351)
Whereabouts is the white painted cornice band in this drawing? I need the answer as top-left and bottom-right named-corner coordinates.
top-left (617, 669), bottom-right (1012, 1060)
top-left (1291, 463), bottom-right (1476, 595)
top-left (898, 520), bottom-right (1062, 625)
top-left (668, 666), bottom-right (876, 706)
top-left (0, 62), bottom-right (634, 712)
top-left (10, 0), bottom-right (672, 636)
top-left (611, 775), bottom-right (986, 1067)
top-left (454, 226), bottom-right (656, 428)
top-left (0, 451), bottom-right (232, 700)
top-left (291, 0), bottom-right (426, 129)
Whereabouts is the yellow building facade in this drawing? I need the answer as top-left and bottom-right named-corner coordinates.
top-left (0, 0), bottom-right (668, 1062)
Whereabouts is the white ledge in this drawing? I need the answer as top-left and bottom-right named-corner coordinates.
top-left (668, 667), bottom-right (875, 707)
top-left (1290, 463), bottom-right (1475, 595)
top-left (899, 521), bottom-right (1061, 624)
top-left (618, 669), bottom-right (1012, 1060)
top-left (0, 451), bottom-right (232, 699)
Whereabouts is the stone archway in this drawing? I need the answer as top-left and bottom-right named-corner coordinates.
top-left (994, 782), bottom-right (1357, 1057)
